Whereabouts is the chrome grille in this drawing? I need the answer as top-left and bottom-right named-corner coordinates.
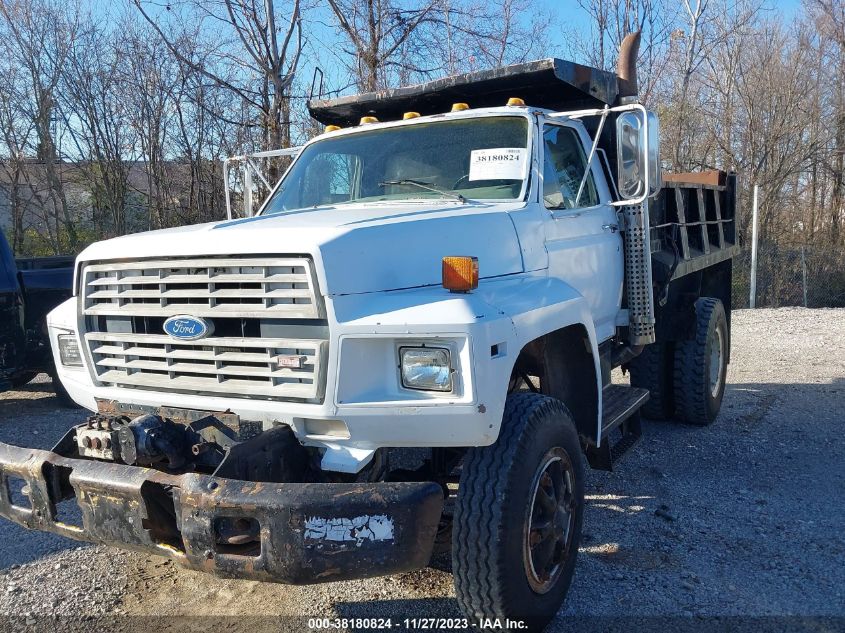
top-left (86, 332), bottom-right (324, 400)
top-left (81, 256), bottom-right (326, 401)
top-left (82, 257), bottom-right (320, 319)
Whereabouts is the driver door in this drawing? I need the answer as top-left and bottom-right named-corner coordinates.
top-left (540, 122), bottom-right (623, 342)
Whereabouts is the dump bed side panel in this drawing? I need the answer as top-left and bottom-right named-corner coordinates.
top-left (648, 171), bottom-right (739, 348)
top-left (650, 171), bottom-right (739, 283)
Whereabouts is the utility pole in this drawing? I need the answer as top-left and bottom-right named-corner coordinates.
top-left (750, 185), bottom-right (759, 308)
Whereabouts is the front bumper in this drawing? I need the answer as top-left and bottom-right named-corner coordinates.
top-left (0, 442), bottom-right (443, 584)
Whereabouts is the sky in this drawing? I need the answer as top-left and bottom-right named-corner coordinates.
top-left (534, 0), bottom-right (805, 53)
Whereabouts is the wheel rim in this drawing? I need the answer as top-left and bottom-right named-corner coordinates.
top-left (709, 326), bottom-right (725, 398)
top-left (523, 448), bottom-right (576, 594)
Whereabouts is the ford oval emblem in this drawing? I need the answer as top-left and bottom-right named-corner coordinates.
top-left (163, 315), bottom-right (213, 341)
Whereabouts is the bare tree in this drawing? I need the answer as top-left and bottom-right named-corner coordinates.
top-left (808, 0), bottom-right (845, 243)
top-left (60, 15), bottom-right (133, 236)
top-left (133, 0), bottom-right (304, 159)
top-left (0, 62), bottom-right (37, 252)
top-left (440, 0), bottom-right (555, 73)
top-left (572, 0), bottom-right (675, 105)
top-left (325, 0), bottom-right (445, 91)
top-left (0, 0), bottom-right (80, 252)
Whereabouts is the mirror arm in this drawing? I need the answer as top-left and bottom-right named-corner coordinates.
top-left (547, 103), bottom-right (652, 206)
top-left (575, 105), bottom-right (609, 207)
top-left (596, 148), bottom-right (619, 200)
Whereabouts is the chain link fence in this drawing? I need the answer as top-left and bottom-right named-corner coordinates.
top-left (732, 241), bottom-right (845, 309)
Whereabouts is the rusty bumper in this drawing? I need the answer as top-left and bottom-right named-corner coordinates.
top-left (0, 441), bottom-right (443, 584)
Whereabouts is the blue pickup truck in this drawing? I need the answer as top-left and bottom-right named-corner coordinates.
top-left (0, 229), bottom-right (76, 404)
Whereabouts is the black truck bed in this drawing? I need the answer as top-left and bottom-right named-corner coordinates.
top-left (650, 170), bottom-right (739, 284)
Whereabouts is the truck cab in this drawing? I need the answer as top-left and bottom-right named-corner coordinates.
top-left (0, 35), bottom-right (738, 631)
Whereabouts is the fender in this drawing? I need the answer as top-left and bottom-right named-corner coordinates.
top-left (474, 275), bottom-right (605, 444)
top-left (332, 274), bottom-right (604, 444)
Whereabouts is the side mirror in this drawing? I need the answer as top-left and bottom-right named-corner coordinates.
top-left (616, 110), bottom-right (661, 200)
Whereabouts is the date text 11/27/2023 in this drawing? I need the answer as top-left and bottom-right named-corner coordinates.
top-left (307, 618), bottom-right (528, 630)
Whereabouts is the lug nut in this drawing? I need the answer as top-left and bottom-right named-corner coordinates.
top-left (104, 438), bottom-right (112, 449)
top-left (92, 437), bottom-right (102, 450)
top-left (82, 436), bottom-right (92, 448)
top-left (191, 442), bottom-right (211, 456)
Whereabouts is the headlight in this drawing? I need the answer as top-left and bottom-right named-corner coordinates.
top-left (57, 333), bottom-right (82, 367)
top-left (399, 347), bottom-right (452, 392)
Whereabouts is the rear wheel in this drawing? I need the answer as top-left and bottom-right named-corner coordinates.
top-left (452, 393), bottom-right (584, 630)
top-left (673, 297), bottom-right (728, 425)
top-left (628, 342), bottom-right (675, 420)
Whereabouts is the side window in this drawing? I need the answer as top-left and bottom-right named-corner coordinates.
top-left (542, 126), bottom-right (598, 210)
top-left (300, 153), bottom-right (359, 207)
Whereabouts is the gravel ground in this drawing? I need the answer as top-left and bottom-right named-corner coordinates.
top-left (0, 307), bottom-right (842, 632)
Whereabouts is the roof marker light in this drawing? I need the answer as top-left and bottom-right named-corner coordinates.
top-left (359, 116), bottom-right (379, 124)
top-left (324, 125), bottom-right (342, 132)
top-left (507, 97), bottom-right (526, 106)
top-left (403, 111), bottom-right (421, 120)
top-left (451, 103), bottom-right (470, 112)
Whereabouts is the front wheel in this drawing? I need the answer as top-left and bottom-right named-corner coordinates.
top-left (452, 393), bottom-right (584, 631)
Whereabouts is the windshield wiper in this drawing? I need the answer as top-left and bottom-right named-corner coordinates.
top-left (378, 179), bottom-right (467, 204)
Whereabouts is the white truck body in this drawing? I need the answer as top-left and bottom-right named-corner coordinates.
top-left (2, 49), bottom-right (737, 624)
top-left (47, 106), bottom-right (623, 473)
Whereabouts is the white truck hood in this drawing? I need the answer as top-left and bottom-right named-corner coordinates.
top-left (77, 201), bottom-right (525, 296)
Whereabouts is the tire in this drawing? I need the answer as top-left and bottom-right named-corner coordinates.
top-left (10, 371), bottom-right (39, 388)
top-left (628, 342), bottom-right (675, 420)
top-left (452, 393), bottom-right (585, 631)
top-left (673, 297), bottom-right (728, 425)
top-left (49, 371), bottom-right (80, 409)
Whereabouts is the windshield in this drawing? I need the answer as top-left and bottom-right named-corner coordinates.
top-left (261, 116), bottom-right (529, 215)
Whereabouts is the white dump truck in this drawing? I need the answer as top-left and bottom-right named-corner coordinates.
top-left (0, 33), bottom-right (738, 630)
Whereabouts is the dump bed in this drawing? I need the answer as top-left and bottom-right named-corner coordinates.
top-left (651, 170), bottom-right (739, 282)
top-left (308, 58), bottom-right (619, 126)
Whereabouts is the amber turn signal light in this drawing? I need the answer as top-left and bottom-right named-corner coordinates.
top-left (442, 256), bottom-right (479, 293)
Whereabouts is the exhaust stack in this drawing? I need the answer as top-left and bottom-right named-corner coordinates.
top-left (617, 31), bottom-right (642, 102)
top-left (617, 31), bottom-right (656, 348)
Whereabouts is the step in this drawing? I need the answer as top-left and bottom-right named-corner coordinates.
top-left (601, 384), bottom-right (649, 436)
top-left (586, 385), bottom-right (649, 471)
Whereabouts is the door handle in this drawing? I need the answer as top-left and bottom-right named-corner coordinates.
top-left (602, 223), bottom-right (619, 233)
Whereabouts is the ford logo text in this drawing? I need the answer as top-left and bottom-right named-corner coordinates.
top-left (163, 315), bottom-right (213, 341)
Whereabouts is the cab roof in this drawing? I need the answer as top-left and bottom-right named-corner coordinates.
top-left (308, 58), bottom-right (618, 127)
